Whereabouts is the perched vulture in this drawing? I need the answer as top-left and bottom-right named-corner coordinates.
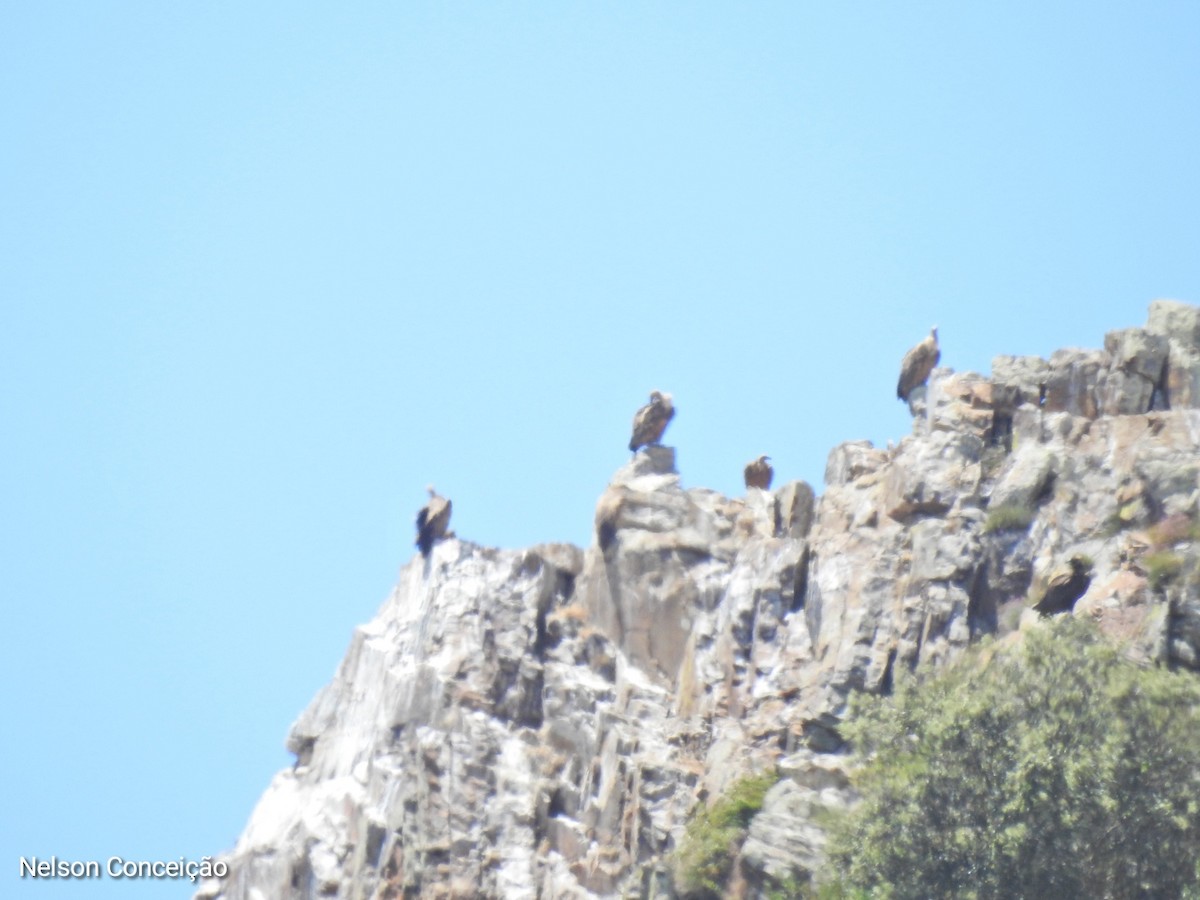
top-left (628, 390), bottom-right (675, 452)
top-left (744, 455), bottom-right (774, 490)
top-left (1033, 556), bottom-right (1092, 616)
top-left (415, 485), bottom-right (452, 558)
top-left (897, 327), bottom-right (940, 401)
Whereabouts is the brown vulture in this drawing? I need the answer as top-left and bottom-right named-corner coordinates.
top-left (897, 327), bottom-right (940, 401)
top-left (628, 390), bottom-right (675, 452)
top-left (1033, 555), bottom-right (1093, 616)
top-left (744, 455), bottom-right (774, 490)
top-left (415, 485), bottom-right (452, 558)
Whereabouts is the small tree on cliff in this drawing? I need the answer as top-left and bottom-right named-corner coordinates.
top-left (824, 617), bottom-right (1200, 899)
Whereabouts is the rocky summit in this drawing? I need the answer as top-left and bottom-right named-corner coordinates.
top-left (197, 300), bottom-right (1200, 899)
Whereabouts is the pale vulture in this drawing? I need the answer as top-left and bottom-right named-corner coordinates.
top-left (897, 327), bottom-right (940, 401)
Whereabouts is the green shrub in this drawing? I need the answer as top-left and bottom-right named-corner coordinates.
top-left (998, 601), bottom-right (1025, 633)
top-left (1145, 551), bottom-right (1184, 589)
top-left (758, 872), bottom-right (816, 900)
top-left (823, 618), bottom-right (1200, 899)
top-left (674, 771), bottom-right (779, 898)
top-left (984, 501), bottom-right (1035, 534)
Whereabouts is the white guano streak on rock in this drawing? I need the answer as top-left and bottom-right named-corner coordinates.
top-left (494, 735), bottom-right (538, 900)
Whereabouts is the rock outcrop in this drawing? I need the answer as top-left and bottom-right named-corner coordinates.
top-left (198, 301), bottom-right (1200, 900)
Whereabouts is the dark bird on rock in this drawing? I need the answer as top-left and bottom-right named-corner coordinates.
top-left (1033, 555), bottom-right (1093, 616)
top-left (628, 390), bottom-right (675, 452)
top-left (897, 327), bottom-right (940, 401)
top-left (415, 485), bottom-right (452, 558)
top-left (744, 455), bottom-right (774, 490)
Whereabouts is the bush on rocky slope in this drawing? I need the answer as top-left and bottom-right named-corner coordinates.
top-left (674, 771), bottom-right (780, 899)
top-left (823, 618), bottom-right (1200, 899)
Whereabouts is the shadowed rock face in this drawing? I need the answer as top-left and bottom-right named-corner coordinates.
top-left (198, 301), bottom-right (1200, 900)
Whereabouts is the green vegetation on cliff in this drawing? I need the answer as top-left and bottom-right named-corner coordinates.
top-left (823, 618), bottom-right (1200, 898)
top-left (982, 500), bottom-right (1035, 534)
top-left (674, 771), bottom-right (779, 898)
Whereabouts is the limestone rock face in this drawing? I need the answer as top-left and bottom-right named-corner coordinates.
top-left (199, 301), bottom-right (1200, 900)
top-left (1147, 298), bottom-right (1200, 409)
top-left (740, 753), bottom-right (854, 890)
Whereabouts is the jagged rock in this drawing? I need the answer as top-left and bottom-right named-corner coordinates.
top-left (824, 440), bottom-right (887, 487)
top-left (1105, 327), bottom-right (1169, 383)
top-left (740, 782), bottom-right (824, 888)
top-left (1163, 344), bottom-right (1200, 409)
top-left (1172, 589), bottom-right (1200, 670)
top-left (1043, 348), bottom-right (1107, 417)
top-left (990, 355), bottom-right (1054, 451)
top-left (883, 428), bottom-right (983, 520)
top-left (1099, 366), bottom-right (1156, 415)
top-left (200, 300), bottom-right (1200, 900)
top-left (740, 754), bottom-right (854, 891)
top-left (993, 354), bottom-right (1052, 409)
top-left (923, 369), bottom-right (995, 441)
top-left (989, 442), bottom-right (1056, 511)
top-left (774, 480), bottom-right (816, 539)
top-left (581, 448), bottom-right (762, 682)
top-left (1147, 298), bottom-right (1200, 348)
top-left (1093, 328), bottom-right (1165, 415)
top-left (1147, 299), bottom-right (1200, 409)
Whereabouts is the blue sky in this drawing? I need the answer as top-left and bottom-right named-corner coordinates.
top-left (3, 3), bottom-right (1198, 897)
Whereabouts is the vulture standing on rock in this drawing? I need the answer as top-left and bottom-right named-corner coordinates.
top-left (897, 327), bottom-right (940, 401)
top-left (628, 391), bottom-right (675, 453)
top-left (415, 485), bottom-right (452, 558)
top-left (744, 455), bottom-right (773, 490)
top-left (1033, 555), bottom-right (1093, 616)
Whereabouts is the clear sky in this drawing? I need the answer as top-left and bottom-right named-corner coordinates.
top-left (3, 3), bottom-right (1198, 897)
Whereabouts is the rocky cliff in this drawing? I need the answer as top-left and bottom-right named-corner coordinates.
top-left (197, 300), bottom-right (1200, 899)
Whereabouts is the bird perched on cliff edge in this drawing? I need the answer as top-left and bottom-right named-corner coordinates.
top-left (628, 391), bottom-right (675, 453)
top-left (415, 486), bottom-right (452, 558)
top-left (897, 327), bottom-right (940, 402)
top-left (744, 455), bottom-right (773, 490)
top-left (1033, 555), bottom-right (1093, 616)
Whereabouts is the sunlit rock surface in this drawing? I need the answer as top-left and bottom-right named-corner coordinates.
top-left (198, 300), bottom-right (1200, 899)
